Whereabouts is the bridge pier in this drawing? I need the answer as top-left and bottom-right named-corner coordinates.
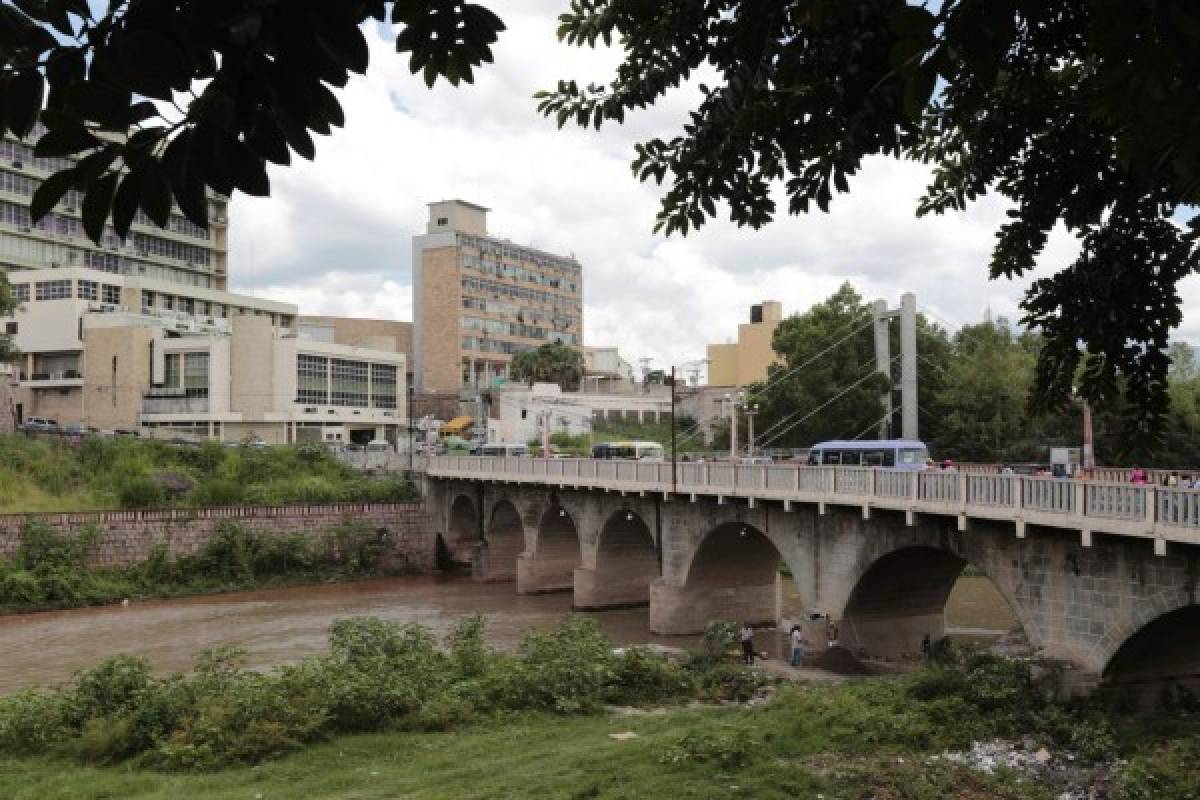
top-left (516, 552), bottom-right (575, 594)
top-left (649, 578), bottom-right (778, 635)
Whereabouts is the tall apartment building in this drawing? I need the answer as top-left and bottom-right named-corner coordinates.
top-left (412, 200), bottom-right (583, 393)
top-left (0, 126), bottom-right (229, 289)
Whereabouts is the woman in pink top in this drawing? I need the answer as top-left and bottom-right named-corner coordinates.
top-left (1130, 466), bottom-right (1148, 485)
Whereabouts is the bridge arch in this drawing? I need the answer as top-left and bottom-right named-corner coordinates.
top-left (442, 494), bottom-right (479, 566)
top-left (1102, 603), bottom-right (1200, 705)
top-left (838, 544), bottom-right (1025, 660)
top-left (651, 520), bottom-right (796, 634)
top-left (516, 504), bottom-right (581, 594)
top-left (574, 508), bottom-right (657, 609)
top-left (476, 498), bottom-right (525, 583)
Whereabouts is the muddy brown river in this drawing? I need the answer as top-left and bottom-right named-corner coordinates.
top-left (0, 575), bottom-right (1016, 695)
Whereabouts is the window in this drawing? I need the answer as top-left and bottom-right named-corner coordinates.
top-left (179, 297), bottom-right (194, 314)
top-left (10, 283), bottom-right (28, 303)
top-left (164, 353), bottom-right (181, 388)
top-left (141, 291), bottom-right (155, 311)
top-left (437, 216), bottom-right (448, 225)
top-left (371, 363), bottom-right (397, 409)
top-left (183, 353), bottom-right (209, 398)
top-left (297, 354), bottom-right (328, 404)
top-left (77, 280), bottom-right (98, 301)
top-left (102, 284), bottom-right (120, 304)
top-left (4, 322), bottom-right (15, 335)
top-left (331, 359), bottom-right (368, 407)
top-left (35, 279), bottom-right (71, 300)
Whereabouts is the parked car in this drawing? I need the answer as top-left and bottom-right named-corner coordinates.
top-left (19, 416), bottom-right (58, 433)
top-left (366, 439), bottom-right (393, 453)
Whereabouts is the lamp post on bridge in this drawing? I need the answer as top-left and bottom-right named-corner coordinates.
top-left (745, 403), bottom-right (759, 458)
top-left (725, 389), bottom-right (746, 464)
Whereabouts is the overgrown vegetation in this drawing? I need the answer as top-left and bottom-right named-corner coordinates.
top-left (0, 616), bottom-right (759, 771)
top-left (0, 517), bottom-right (396, 612)
top-left (0, 632), bottom-right (1196, 798)
top-left (0, 435), bottom-right (416, 513)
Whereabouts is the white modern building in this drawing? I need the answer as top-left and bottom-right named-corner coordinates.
top-left (489, 383), bottom-right (672, 445)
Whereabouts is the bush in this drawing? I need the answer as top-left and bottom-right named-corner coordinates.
top-left (1112, 737), bottom-right (1200, 800)
top-left (659, 726), bottom-right (756, 770)
top-left (118, 476), bottom-right (166, 509)
top-left (608, 647), bottom-right (694, 705)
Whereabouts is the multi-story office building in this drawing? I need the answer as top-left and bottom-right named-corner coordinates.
top-left (412, 200), bottom-right (584, 393)
top-left (0, 126), bottom-right (229, 289)
top-left (2, 268), bottom-right (405, 443)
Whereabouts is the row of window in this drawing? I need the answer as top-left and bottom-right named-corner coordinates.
top-left (460, 255), bottom-right (579, 293)
top-left (0, 232), bottom-right (214, 287)
top-left (456, 234), bottom-right (580, 275)
top-left (140, 290), bottom-right (293, 327)
top-left (460, 276), bottom-right (581, 314)
top-left (0, 201), bottom-right (213, 266)
top-left (162, 352), bottom-right (211, 398)
top-left (461, 296), bottom-right (579, 330)
top-left (0, 138), bottom-right (74, 174)
top-left (296, 355), bottom-right (398, 409)
top-left (11, 278), bottom-right (121, 304)
top-left (460, 336), bottom-right (537, 355)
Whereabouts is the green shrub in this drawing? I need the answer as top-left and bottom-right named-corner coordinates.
top-left (0, 689), bottom-right (71, 753)
top-left (504, 617), bottom-right (616, 713)
top-left (446, 615), bottom-right (489, 679)
top-left (694, 662), bottom-right (765, 703)
top-left (608, 647), bottom-right (694, 705)
top-left (67, 655), bottom-right (154, 728)
top-left (659, 726), bottom-right (756, 769)
top-left (1113, 737), bottom-right (1200, 800)
top-left (118, 476), bottom-right (166, 509)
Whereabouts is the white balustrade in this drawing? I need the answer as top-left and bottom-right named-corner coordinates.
top-left (708, 464), bottom-right (734, 489)
top-left (736, 465), bottom-right (766, 490)
top-left (919, 471), bottom-right (959, 503)
top-left (967, 474), bottom-right (1014, 507)
top-left (1022, 477), bottom-right (1073, 513)
top-left (1085, 483), bottom-right (1145, 521)
top-left (875, 469), bottom-right (913, 499)
top-left (1158, 488), bottom-right (1200, 528)
top-left (835, 467), bottom-right (871, 495)
top-left (766, 466), bottom-right (796, 492)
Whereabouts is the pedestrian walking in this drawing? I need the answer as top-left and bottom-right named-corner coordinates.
top-left (790, 625), bottom-right (805, 667)
top-left (921, 633), bottom-right (932, 661)
top-left (740, 623), bottom-right (755, 665)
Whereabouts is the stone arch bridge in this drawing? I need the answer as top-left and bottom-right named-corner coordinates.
top-left (425, 457), bottom-right (1200, 695)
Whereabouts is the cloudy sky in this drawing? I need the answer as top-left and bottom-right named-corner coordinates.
top-left (228, 1), bottom-right (1200, 378)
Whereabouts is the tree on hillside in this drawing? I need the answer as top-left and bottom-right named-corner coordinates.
top-left (539, 1), bottom-right (1200, 436)
top-left (0, 274), bottom-right (17, 362)
top-left (510, 342), bottom-right (584, 391)
top-left (0, 1), bottom-right (503, 240)
top-left (748, 283), bottom-right (887, 449)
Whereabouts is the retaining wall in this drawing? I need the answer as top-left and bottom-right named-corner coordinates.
top-left (0, 503), bottom-right (436, 571)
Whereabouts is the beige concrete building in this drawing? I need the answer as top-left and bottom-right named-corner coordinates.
top-left (298, 316), bottom-right (412, 367)
top-left (412, 200), bottom-right (583, 394)
top-left (1, 268), bottom-right (405, 443)
top-left (1, 126), bottom-right (229, 289)
top-left (706, 301), bottom-right (784, 387)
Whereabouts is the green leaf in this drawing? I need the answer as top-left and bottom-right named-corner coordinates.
top-left (29, 167), bottom-right (76, 222)
top-left (81, 171), bottom-right (118, 243)
top-left (138, 161), bottom-right (172, 228)
top-left (6, 70), bottom-right (45, 138)
top-left (33, 125), bottom-right (99, 158)
top-left (111, 168), bottom-right (142, 238)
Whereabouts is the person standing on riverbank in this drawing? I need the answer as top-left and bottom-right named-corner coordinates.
top-left (790, 625), bottom-right (805, 667)
top-left (740, 623), bottom-right (755, 665)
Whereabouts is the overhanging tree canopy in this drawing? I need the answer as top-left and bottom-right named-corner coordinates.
top-left (0, 0), bottom-right (503, 241)
top-left (538, 0), bottom-right (1200, 436)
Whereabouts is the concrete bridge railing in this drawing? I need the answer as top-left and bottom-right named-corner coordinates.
top-left (426, 456), bottom-right (1200, 549)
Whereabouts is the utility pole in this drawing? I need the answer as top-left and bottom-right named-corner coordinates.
top-left (1082, 398), bottom-right (1095, 471)
top-left (670, 366), bottom-right (677, 494)
top-left (900, 292), bottom-right (918, 440)
top-left (745, 403), bottom-right (758, 457)
top-left (872, 298), bottom-right (893, 438)
top-left (726, 390), bottom-right (743, 463)
top-left (407, 385), bottom-right (415, 470)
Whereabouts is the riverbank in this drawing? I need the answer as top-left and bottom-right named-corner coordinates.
top-left (2, 666), bottom-right (1196, 799)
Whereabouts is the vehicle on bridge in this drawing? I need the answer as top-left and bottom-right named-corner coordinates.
top-left (478, 443), bottom-right (530, 457)
top-left (807, 439), bottom-right (929, 470)
top-left (591, 441), bottom-right (665, 461)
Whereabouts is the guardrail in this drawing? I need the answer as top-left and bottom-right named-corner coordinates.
top-left (425, 457), bottom-right (1200, 547)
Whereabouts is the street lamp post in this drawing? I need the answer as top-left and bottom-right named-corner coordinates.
top-left (745, 403), bottom-right (759, 458)
top-left (407, 385), bottom-right (415, 471)
top-left (726, 390), bottom-right (745, 464)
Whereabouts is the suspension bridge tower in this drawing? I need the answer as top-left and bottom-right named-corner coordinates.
top-left (871, 292), bottom-right (918, 440)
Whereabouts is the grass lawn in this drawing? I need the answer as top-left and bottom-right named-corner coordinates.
top-left (0, 692), bottom-right (1071, 800)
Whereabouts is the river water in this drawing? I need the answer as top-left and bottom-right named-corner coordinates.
top-left (0, 575), bottom-right (1016, 695)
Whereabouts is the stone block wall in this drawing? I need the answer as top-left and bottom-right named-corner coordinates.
top-left (0, 503), bottom-right (436, 572)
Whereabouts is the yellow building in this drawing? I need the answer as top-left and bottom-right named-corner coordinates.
top-left (706, 301), bottom-right (783, 387)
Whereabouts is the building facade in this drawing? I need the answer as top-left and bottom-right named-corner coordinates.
top-left (1, 268), bottom-right (405, 443)
top-left (706, 300), bottom-right (784, 387)
top-left (488, 383), bottom-right (672, 445)
top-left (1, 127), bottom-right (229, 290)
top-left (412, 200), bottom-right (583, 394)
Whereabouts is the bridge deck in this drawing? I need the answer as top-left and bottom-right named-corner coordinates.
top-left (426, 457), bottom-right (1200, 548)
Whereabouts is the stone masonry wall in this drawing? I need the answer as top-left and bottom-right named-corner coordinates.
top-left (0, 503), bottom-right (437, 571)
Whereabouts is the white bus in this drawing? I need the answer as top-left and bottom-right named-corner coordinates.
top-left (592, 441), bottom-right (665, 461)
top-left (806, 439), bottom-right (930, 470)
top-left (479, 443), bottom-right (529, 457)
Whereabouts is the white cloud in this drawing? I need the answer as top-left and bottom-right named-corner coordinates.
top-left (228, 2), bottom-right (1200, 375)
